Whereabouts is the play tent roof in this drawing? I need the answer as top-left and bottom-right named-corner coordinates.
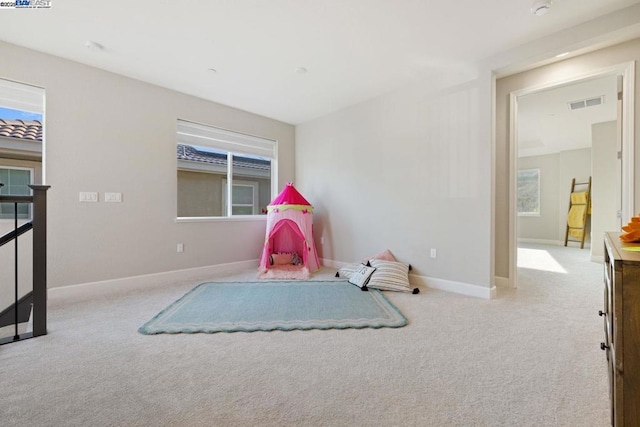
top-left (269, 182), bottom-right (311, 206)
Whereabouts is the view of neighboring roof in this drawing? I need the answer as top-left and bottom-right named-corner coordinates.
top-left (177, 143), bottom-right (270, 170)
top-left (0, 119), bottom-right (43, 141)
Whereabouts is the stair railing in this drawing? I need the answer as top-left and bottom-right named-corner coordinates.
top-left (0, 183), bottom-right (50, 345)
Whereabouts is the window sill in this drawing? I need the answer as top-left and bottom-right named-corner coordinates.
top-left (175, 216), bottom-right (267, 224)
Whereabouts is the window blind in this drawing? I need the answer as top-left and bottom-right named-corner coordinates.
top-left (177, 120), bottom-right (276, 159)
top-left (0, 79), bottom-right (44, 114)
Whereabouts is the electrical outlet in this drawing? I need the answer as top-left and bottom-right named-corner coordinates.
top-left (177, 243), bottom-right (184, 253)
top-left (430, 248), bottom-right (437, 259)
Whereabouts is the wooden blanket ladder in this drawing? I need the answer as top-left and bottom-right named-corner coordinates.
top-left (564, 177), bottom-right (591, 249)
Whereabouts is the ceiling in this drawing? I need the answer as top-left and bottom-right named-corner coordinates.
top-left (518, 75), bottom-right (618, 157)
top-left (0, 0), bottom-right (639, 124)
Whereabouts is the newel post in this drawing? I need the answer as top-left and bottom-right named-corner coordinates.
top-left (30, 185), bottom-right (50, 337)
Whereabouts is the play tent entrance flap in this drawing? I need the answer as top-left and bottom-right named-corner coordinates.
top-left (259, 183), bottom-right (321, 272)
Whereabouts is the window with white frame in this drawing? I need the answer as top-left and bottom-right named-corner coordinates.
top-left (176, 120), bottom-right (276, 218)
top-left (0, 166), bottom-right (33, 220)
top-left (517, 168), bottom-right (540, 216)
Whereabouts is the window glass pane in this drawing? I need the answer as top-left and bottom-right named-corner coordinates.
top-left (17, 204), bottom-right (29, 215)
top-left (231, 154), bottom-right (270, 216)
top-left (232, 206), bottom-right (253, 215)
top-left (11, 170), bottom-right (30, 186)
top-left (0, 168), bottom-right (32, 220)
top-left (176, 144), bottom-right (227, 217)
top-left (4, 203), bottom-right (30, 218)
top-left (178, 144), bottom-right (228, 159)
top-left (517, 169), bottom-right (540, 215)
top-left (233, 185), bottom-right (253, 205)
top-left (0, 204), bottom-right (11, 217)
top-left (8, 185), bottom-right (28, 195)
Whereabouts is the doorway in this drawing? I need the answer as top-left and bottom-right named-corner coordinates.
top-left (508, 62), bottom-right (635, 288)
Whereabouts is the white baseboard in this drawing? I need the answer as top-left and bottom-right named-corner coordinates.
top-left (320, 258), bottom-right (346, 269)
top-left (517, 238), bottom-right (591, 249)
top-left (409, 274), bottom-right (495, 300)
top-left (49, 258), bottom-right (496, 301)
top-left (517, 238), bottom-right (563, 246)
top-left (49, 259), bottom-right (259, 301)
top-left (323, 258), bottom-right (494, 299)
top-left (494, 276), bottom-right (510, 288)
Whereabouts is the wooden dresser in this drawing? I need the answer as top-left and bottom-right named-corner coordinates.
top-left (603, 232), bottom-right (640, 426)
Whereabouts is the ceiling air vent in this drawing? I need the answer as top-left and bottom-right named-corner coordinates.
top-left (585, 96), bottom-right (603, 107)
top-left (569, 100), bottom-right (585, 110)
top-left (568, 95), bottom-right (605, 111)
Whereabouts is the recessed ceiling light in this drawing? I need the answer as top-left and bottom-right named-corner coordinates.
top-left (531, 1), bottom-right (552, 16)
top-left (84, 40), bottom-right (104, 51)
top-left (208, 68), bottom-right (217, 73)
top-left (555, 52), bottom-right (570, 58)
top-left (295, 67), bottom-right (307, 74)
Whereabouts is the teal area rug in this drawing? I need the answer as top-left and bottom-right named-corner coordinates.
top-left (138, 281), bottom-right (407, 334)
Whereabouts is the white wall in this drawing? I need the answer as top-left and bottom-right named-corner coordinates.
top-left (0, 41), bottom-right (295, 288)
top-left (591, 120), bottom-right (618, 259)
top-left (296, 76), bottom-right (494, 293)
top-left (517, 153), bottom-right (561, 242)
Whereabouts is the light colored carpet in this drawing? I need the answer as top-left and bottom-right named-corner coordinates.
top-left (0, 245), bottom-right (609, 426)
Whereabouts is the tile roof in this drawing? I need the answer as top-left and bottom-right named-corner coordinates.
top-left (0, 119), bottom-right (43, 141)
top-left (177, 144), bottom-right (270, 170)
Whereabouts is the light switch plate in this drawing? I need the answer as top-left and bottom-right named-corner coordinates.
top-left (105, 192), bottom-right (122, 203)
top-left (79, 192), bottom-right (98, 202)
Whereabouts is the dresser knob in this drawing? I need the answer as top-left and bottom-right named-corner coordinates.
top-left (599, 310), bottom-right (606, 317)
top-left (601, 342), bottom-right (610, 351)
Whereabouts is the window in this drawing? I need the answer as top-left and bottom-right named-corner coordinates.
top-left (0, 78), bottom-right (44, 161)
top-left (222, 180), bottom-right (259, 215)
top-left (0, 166), bottom-right (33, 220)
top-left (176, 120), bottom-right (276, 218)
top-left (517, 168), bottom-right (540, 216)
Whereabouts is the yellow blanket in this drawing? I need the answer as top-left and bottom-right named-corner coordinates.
top-left (568, 228), bottom-right (584, 239)
top-left (568, 205), bottom-right (587, 232)
top-left (571, 191), bottom-right (588, 204)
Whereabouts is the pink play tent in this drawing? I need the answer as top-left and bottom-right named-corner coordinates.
top-left (259, 183), bottom-right (321, 277)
